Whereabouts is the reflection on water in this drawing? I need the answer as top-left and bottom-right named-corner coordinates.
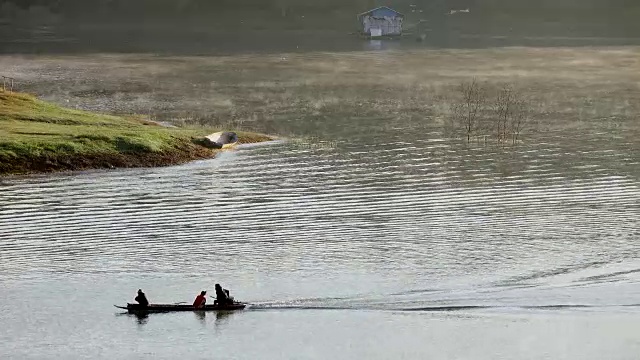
top-left (194, 311), bottom-right (206, 325)
top-left (115, 309), bottom-right (236, 327)
top-left (215, 311), bottom-right (233, 322)
top-left (114, 310), bottom-right (150, 326)
top-left (135, 313), bottom-right (149, 326)
top-left (191, 310), bottom-right (239, 326)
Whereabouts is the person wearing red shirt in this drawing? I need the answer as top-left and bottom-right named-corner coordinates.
top-left (193, 290), bottom-right (207, 308)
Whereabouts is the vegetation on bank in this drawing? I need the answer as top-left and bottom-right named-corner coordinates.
top-left (0, 92), bottom-right (272, 175)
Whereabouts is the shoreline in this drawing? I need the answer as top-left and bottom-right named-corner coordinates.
top-left (0, 133), bottom-right (274, 176)
top-left (0, 92), bottom-right (275, 176)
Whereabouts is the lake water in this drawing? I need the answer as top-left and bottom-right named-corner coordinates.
top-left (2, 47), bottom-right (640, 359)
top-left (1, 113), bottom-right (639, 359)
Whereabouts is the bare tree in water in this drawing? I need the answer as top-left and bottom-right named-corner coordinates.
top-left (510, 95), bottom-right (529, 145)
top-left (493, 84), bottom-right (529, 145)
top-left (453, 79), bottom-right (486, 143)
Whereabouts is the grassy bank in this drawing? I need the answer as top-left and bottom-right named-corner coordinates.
top-left (0, 92), bottom-right (272, 175)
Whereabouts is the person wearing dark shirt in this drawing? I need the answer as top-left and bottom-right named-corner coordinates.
top-left (135, 289), bottom-right (149, 307)
top-left (193, 291), bottom-right (207, 308)
top-left (214, 284), bottom-right (231, 305)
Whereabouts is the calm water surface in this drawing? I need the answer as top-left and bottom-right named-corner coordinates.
top-left (1, 115), bottom-right (639, 359)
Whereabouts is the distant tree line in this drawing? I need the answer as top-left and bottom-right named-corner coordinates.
top-left (1, 0), bottom-right (637, 38)
top-left (1, 0), bottom-right (638, 19)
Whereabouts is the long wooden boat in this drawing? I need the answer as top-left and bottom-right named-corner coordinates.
top-left (115, 302), bottom-right (246, 313)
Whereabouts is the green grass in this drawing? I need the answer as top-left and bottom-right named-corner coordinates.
top-left (0, 92), bottom-right (272, 173)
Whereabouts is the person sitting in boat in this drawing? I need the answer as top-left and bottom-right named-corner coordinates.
top-left (224, 288), bottom-right (234, 302)
top-left (135, 289), bottom-right (149, 307)
top-left (214, 284), bottom-right (233, 305)
top-left (193, 290), bottom-right (207, 308)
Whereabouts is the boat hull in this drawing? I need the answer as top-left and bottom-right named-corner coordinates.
top-left (116, 302), bottom-right (246, 313)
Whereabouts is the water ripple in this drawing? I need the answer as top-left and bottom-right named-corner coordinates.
top-left (0, 134), bottom-right (638, 299)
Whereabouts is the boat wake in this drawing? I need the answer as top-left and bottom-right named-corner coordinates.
top-left (245, 301), bottom-right (640, 313)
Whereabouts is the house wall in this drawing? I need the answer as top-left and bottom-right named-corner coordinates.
top-left (361, 15), bottom-right (403, 35)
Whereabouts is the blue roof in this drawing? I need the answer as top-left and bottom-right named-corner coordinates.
top-left (358, 6), bottom-right (405, 18)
